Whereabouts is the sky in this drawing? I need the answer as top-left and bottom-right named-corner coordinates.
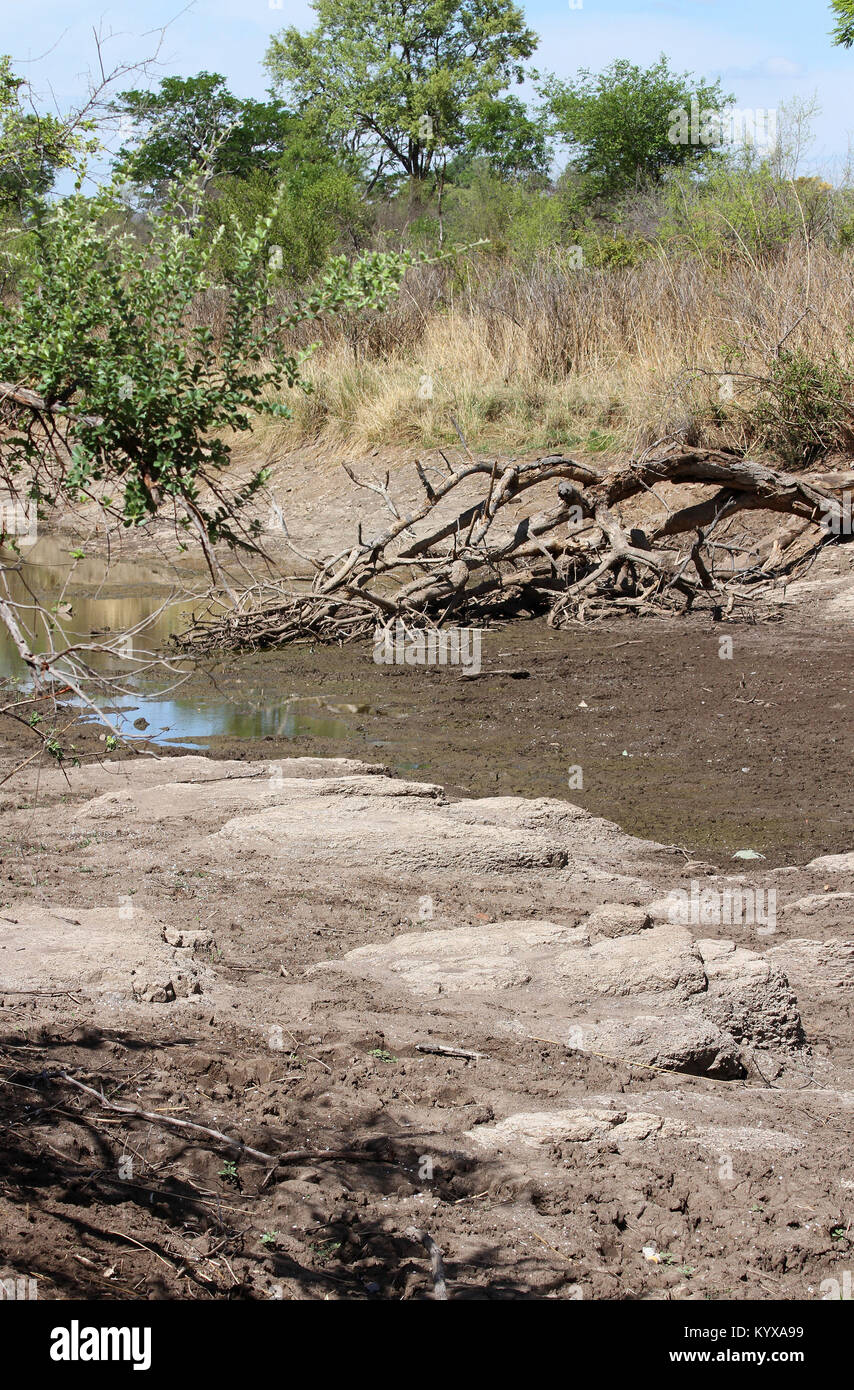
top-left (2, 0), bottom-right (853, 176)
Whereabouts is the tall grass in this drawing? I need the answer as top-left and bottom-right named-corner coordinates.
top-left (199, 236), bottom-right (854, 463)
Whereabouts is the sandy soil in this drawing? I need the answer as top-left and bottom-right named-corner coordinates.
top-left (1, 448), bottom-right (853, 1303)
top-left (0, 737), bottom-right (852, 1302)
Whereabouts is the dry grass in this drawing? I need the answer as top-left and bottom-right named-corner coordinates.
top-left (212, 240), bottom-right (854, 458)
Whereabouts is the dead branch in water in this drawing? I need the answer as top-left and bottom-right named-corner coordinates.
top-left (175, 446), bottom-right (848, 653)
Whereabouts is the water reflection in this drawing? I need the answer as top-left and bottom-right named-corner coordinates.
top-left (0, 541), bottom-right (356, 748)
top-left (84, 694), bottom-right (353, 749)
top-left (0, 537), bottom-right (195, 681)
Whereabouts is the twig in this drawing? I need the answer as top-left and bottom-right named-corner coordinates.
top-left (416, 1044), bottom-right (485, 1061)
top-left (406, 1227), bottom-right (449, 1300)
top-left (101, 1227), bottom-right (179, 1274)
top-left (51, 1071), bottom-right (392, 1169)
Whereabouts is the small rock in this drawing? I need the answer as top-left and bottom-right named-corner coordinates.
top-left (138, 980), bottom-right (176, 1004)
top-left (163, 926), bottom-right (213, 949)
top-left (584, 903), bottom-right (652, 940)
top-left (466, 1108), bottom-right (686, 1151)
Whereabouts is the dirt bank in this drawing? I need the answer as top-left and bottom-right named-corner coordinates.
top-left (1, 753), bottom-right (852, 1301)
top-left (4, 580), bottom-right (853, 868)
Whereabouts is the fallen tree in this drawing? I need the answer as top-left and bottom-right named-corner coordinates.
top-left (175, 445), bottom-right (852, 653)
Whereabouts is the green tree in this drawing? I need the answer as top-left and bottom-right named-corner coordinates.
top-left (661, 161), bottom-right (823, 266)
top-left (0, 176), bottom-right (419, 550)
top-left (264, 0), bottom-right (538, 184)
top-left (111, 73), bottom-right (297, 202)
top-left (538, 55), bottom-right (733, 201)
top-left (446, 95), bottom-right (550, 181)
top-left (203, 160), bottom-right (367, 284)
top-left (831, 0), bottom-right (854, 46)
top-left (0, 56), bottom-right (90, 213)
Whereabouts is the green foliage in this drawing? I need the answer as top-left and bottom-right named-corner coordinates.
top-left (831, 0), bottom-right (854, 46)
top-left (662, 163), bottom-right (834, 265)
top-left (746, 348), bottom-right (854, 467)
top-left (112, 73), bottom-right (298, 204)
top-left (0, 175), bottom-right (419, 544)
top-left (501, 186), bottom-right (569, 260)
top-left (579, 231), bottom-right (652, 268)
top-left (201, 158), bottom-right (367, 285)
top-left (446, 94), bottom-right (550, 181)
top-left (111, 73), bottom-right (369, 280)
top-left (439, 164), bottom-right (553, 254)
top-left (538, 55), bottom-right (733, 202)
top-left (0, 55), bottom-right (93, 214)
top-left (265, 0), bottom-right (538, 181)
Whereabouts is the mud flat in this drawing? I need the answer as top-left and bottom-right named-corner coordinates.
top-left (1, 753), bottom-right (852, 1300)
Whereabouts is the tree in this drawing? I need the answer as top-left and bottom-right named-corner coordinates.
top-left (2, 30), bottom-right (172, 215)
top-left (831, 0), bottom-right (854, 46)
top-left (0, 178), bottom-right (417, 547)
top-left (264, 0), bottom-right (538, 185)
top-left (202, 160), bottom-right (368, 284)
top-left (538, 56), bottom-right (733, 202)
top-left (0, 170), bottom-right (426, 710)
top-left (446, 95), bottom-right (550, 181)
top-left (0, 56), bottom-right (91, 214)
top-left (111, 73), bottom-right (297, 202)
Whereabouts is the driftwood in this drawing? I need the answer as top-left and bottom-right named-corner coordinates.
top-left (175, 446), bottom-right (850, 652)
top-left (0, 380), bottom-right (102, 427)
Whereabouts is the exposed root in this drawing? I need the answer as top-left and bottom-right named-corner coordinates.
top-left (175, 445), bottom-right (848, 653)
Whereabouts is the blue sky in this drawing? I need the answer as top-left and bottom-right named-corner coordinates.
top-left (3, 0), bottom-right (852, 174)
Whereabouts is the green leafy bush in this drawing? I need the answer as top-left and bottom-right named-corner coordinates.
top-left (662, 164), bottom-right (835, 265)
top-left (201, 163), bottom-right (368, 285)
top-left (745, 348), bottom-right (854, 467)
top-left (439, 164), bottom-right (576, 260)
top-left (0, 55), bottom-right (92, 214)
top-left (0, 176), bottom-right (415, 544)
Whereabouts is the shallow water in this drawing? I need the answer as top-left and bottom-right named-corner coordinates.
top-left (0, 538), bottom-right (192, 676)
top-left (2, 539), bottom-right (852, 865)
top-left (0, 540), bottom-right (360, 748)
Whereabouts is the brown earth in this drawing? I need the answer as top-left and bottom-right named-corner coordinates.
top-left (8, 444), bottom-right (854, 870)
top-left (0, 737), bottom-right (852, 1301)
top-left (1, 450), bottom-right (853, 1303)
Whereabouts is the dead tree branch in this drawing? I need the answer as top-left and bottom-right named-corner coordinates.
top-left (175, 447), bottom-right (846, 652)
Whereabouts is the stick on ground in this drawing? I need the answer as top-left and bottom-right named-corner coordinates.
top-left (407, 1227), bottom-right (449, 1300)
top-left (53, 1071), bottom-right (389, 1170)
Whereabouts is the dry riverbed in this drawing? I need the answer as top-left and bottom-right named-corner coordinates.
top-left (1, 706), bottom-right (854, 1298)
top-left (1, 528), bottom-right (853, 1301)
